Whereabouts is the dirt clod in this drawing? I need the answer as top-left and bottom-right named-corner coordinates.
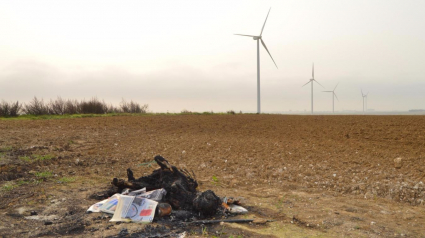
top-left (394, 157), bottom-right (403, 168)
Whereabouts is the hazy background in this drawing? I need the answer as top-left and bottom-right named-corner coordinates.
top-left (1, 0), bottom-right (424, 113)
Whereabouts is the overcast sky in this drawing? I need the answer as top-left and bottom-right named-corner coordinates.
top-left (1, 0), bottom-right (424, 113)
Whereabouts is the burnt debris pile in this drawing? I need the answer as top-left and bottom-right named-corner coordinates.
top-left (111, 155), bottom-right (233, 218)
top-left (86, 155), bottom-right (253, 237)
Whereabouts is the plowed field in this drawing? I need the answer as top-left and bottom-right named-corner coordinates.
top-left (1, 114), bottom-right (424, 237)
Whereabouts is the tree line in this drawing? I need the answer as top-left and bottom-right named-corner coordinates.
top-left (0, 97), bottom-right (148, 117)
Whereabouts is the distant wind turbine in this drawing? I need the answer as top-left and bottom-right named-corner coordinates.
top-left (361, 89), bottom-right (368, 113)
top-left (322, 83), bottom-right (339, 113)
top-left (302, 63), bottom-right (324, 114)
top-left (365, 93), bottom-right (369, 111)
top-left (235, 8), bottom-right (278, 114)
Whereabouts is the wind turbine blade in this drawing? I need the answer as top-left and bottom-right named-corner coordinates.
top-left (302, 81), bottom-right (311, 87)
top-left (322, 91), bottom-right (333, 92)
top-left (313, 79), bottom-right (325, 88)
top-left (334, 82), bottom-right (339, 91)
top-left (361, 89), bottom-right (364, 96)
top-left (260, 39), bottom-right (278, 68)
top-left (260, 8), bottom-right (271, 36)
top-left (334, 93), bottom-right (339, 101)
top-left (234, 34), bottom-right (257, 37)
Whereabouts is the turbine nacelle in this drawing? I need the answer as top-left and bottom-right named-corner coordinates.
top-left (234, 8), bottom-right (277, 69)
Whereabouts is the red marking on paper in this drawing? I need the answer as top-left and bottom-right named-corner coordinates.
top-left (139, 209), bottom-right (153, 216)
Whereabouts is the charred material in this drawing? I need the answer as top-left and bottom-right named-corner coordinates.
top-left (193, 190), bottom-right (222, 216)
top-left (112, 155), bottom-right (201, 211)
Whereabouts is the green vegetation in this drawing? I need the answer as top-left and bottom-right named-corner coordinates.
top-left (35, 171), bottom-right (53, 178)
top-left (211, 225), bottom-right (228, 237)
top-left (57, 177), bottom-right (76, 183)
top-left (211, 175), bottom-right (220, 186)
top-left (1, 182), bottom-right (19, 191)
top-left (19, 154), bottom-right (54, 163)
top-left (0, 178), bottom-right (48, 192)
top-left (275, 196), bottom-right (285, 209)
top-left (1, 113), bottom-right (144, 120)
top-left (1, 110), bottom-right (247, 121)
top-left (201, 226), bottom-right (208, 237)
top-left (34, 154), bottom-right (53, 161)
top-left (0, 146), bottom-right (13, 152)
top-left (33, 179), bottom-right (44, 185)
top-left (0, 147), bottom-right (12, 160)
top-left (19, 156), bottom-right (31, 162)
top-left (17, 180), bottom-right (30, 185)
top-left (1, 180), bottom-right (30, 192)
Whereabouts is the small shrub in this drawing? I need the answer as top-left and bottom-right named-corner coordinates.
top-left (9, 101), bottom-right (22, 117)
top-left (106, 104), bottom-right (120, 113)
top-left (0, 101), bottom-right (22, 117)
top-left (120, 99), bottom-right (148, 113)
top-left (23, 97), bottom-right (49, 115)
top-left (64, 99), bottom-right (80, 114)
top-left (49, 97), bottom-right (66, 115)
top-left (79, 97), bottom-right (108, 114)
top-left (181, 109), bottom-right (192, 114)
top-left (227, 110), bottom-right (236, 115)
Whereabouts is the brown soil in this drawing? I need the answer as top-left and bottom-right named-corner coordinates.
top-left (0, 114), bottom-right (424, 237)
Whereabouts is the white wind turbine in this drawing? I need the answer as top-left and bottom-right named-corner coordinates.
top-left (365, 93), bottom-right (369, 111)
top-left (322, 83), bottom-right (339, 113)
top-left (361, 89), bottom-right (368, 113)
top-left (302, 63), bottom-right (324, 114)
top-left (235, 8), bottom-right (278, 114)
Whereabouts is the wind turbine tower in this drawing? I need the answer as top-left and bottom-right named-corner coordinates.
top-left (235, 8), bottom-right (278, 114)
top-left (365, 92), bottom-right (369, 111)
top-left (302, 63), bottom-right (324, 114)
top-left (322, 83), bottom-right (339, 113)
top-left (361, 90), bottom-right (368, 113)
